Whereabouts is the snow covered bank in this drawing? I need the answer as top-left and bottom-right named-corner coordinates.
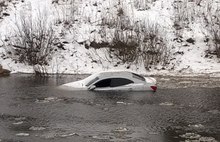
top-left (0, 0), bottom-right (220, 77)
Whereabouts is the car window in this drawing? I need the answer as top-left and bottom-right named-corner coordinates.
top-left (94, 78), bottom-right (134, 88)
top-left (110, 78), bottom-right (134, 87)
top-left (95, 79), bottom-right (111, 87)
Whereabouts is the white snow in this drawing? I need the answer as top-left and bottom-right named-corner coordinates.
top-left (0, 0), bottom-right (220, 77)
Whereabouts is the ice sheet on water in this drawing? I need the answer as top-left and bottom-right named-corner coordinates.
top-left (35, 97), bottom-right (62, 103)
top-left (29, 126), bottom-right (46, 131)
top-left (180, 133), bottom-right (201, 140)
top-left (159, 102), bottom-right (174, 106)
top-left (116, 101), bottom-right (132, 105)
top-left (60, 133), bottom-right (79, 138)
top-left (40, 132), bottom-right (57, 139)
top-left (16, 133), bottom-right (30, 137)
top-left (113, 127), bottom-right (129, 132)
top-left (180, 133), bottom-right (217, 142)
top-left (13, 121), bottom-right (24, 125)
top-left (199, 137), bottom-right (217, 142)
top-left (39, 130), bottom-right (79, 139)
top-left (188, 124), bottom-right (205, 129)
top-left (14, 117), bottom-right (26, 121)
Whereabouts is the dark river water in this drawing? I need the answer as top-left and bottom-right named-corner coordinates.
top-left (0, 74), bottom-right (219, 142)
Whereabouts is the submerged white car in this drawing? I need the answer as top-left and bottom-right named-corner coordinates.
top-left (61, 71), bottom-right (157, 91)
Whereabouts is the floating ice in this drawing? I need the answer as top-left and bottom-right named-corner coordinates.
top-left (14, 117), bottom-right (26, 121)
top-left (41, 132), bottom-right (56, 139)
top-left (35, 97), bottom-right (62, 103)
top-left (159, 102), bottom-right (174, 106)
top-left (92, 136), bottom-right (98, 139)
top-left (160, 78), bottom-right (170, 81)
top-left (116, 102), bottom-right (132, 105)
top-left (29, 126), bottom-right (46, 131)
top-left (117, 101), bottom-right (126, 105)
top-left (188, 124), bottom-right (205, 129)
top-left (199, 137), bottom-right (217, 142)
top-left (103, 107), bottom-right (109, 111)
top-left (13, 121), bottom-right (24, 125)
top-left (16, 133), bottom-right (30, 137)
top-left (148, 132), bottom-right (159, 135)
top-left (60, 133), bottom-right (79, 137)
top-left (113, 127), bottom-right (129, 132)
top-left (180, 133), bottom-right (201, 139)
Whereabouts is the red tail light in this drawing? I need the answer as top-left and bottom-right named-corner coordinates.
top-left (151, 86), bottom-right (157, 92)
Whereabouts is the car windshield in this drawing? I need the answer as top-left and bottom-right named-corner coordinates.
top-left (132, 73), bottom-right (145, 81)
top-left (84, 73), bottom-right (99, 86)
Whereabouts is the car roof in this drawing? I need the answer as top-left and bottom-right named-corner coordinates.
top-left (83, 70), bottom-right (146, 86)
top-left (90, 70), bottom-right (136, 77)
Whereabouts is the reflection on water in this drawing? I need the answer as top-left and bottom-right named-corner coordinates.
top-left (0, 74), bottom-right (219, 142)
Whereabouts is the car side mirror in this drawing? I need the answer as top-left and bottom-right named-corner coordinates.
top-left (88, 85), bottom-right (96, 90)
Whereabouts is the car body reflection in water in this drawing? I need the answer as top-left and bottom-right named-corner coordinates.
top-left (0, 74), bottom-right (219, 142)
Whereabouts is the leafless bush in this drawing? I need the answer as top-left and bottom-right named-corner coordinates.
top-left (203, 0), bottom-right (220, 57)
top-left (133, 0), bottom-right (153, 11)
top-left (101, 12), bottom-right (118, 28)
top-left (212, 30), bottom-right (220, 58)
top-left (33, 64), bottom-right (49, 76)
top-left (53, 0), bottom-right (77, 25)
top-left (106, 20), bottom-right (169, 68)
top-left (10, 9), bottom-right (58, 68)
top-left (0, 0), bottom-right (24, 16)
top-left (92, 1), bottom-right (170, 68)
top-left (0, 0), bottom-right (9, 18)
top-left (173, 0), bottom-right (197, 37)
top-left (138, 21), bottom-right (169, 69)
top-left (108, 29), bottom-right (140, 63)
top-left (0, 1), bottom-right (5, 14)
top-left (173, 0), bottom-right (187, 37)
top-left (101, 4), bottom-right (131, 29)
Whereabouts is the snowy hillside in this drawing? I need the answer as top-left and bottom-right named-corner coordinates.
top-left (0, 0), bottom-right (220, 76)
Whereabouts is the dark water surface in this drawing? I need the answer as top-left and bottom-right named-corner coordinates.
top-left (0, 74), bottom-right (219, 142)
